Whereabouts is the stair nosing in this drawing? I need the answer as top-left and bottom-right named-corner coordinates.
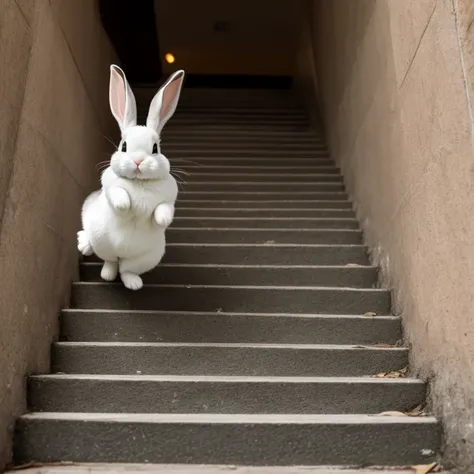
top-left (53, 341), bottom-right (405, 350)
top-left (30, 374), bottom-right (423, 384)
top-left (61, 309), bottom-right (398, 320)
top-left (19, 412), bottom-right (437, 424)
top-left (80, 262), bottom-right (375, 270)
top-left (71, 282), bottom-right (387, 292)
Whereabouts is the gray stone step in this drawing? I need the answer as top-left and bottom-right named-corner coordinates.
top-left (164, 136), bottom-right (324, 144)
top-left (2, 464), bottom-right (431, 474)
top-left (178, 191), bottom-right (348, 201)
top-left (175, 208), bottom-right (355, 218)
top-left (70, 283), bottom-right (391, 315)
top-left (183, 173), bottom-right (342, 182)
top-left (173, 158), bottom-right (336, 167)
top-left (85, 244), bottom-right (370, 266)
top-left (167, 228), bottom-right (362, 245)
top-left (175, 208), bottom-right (355, 219)
top-left (28, 375), bottom-right (425, 414)
top-left (175, 200), bottom-right (353, 209)
top-left (164, 142), bottom-right (326, 150)
top-left (79, 263), bottom-right (375, 287)
top-left (51, 342), bottom-right (406, 376)
top-left (166, 149), bottom-right (327, 157)
top-left (14, 413), bottom-right (439, 465)
top-left (170, 217), bottom-right (358, 230)
top-left (60, 310), bottom-right (401, 344)
top-left (176, 166), bottom-right (340, 175)
top-left (180, 183), bottom-right (346, 193)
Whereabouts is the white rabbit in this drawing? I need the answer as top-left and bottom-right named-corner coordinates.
top-left (77, 65), bottom-right (185, 291)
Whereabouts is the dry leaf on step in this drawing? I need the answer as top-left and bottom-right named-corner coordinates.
top-left (377, 411), bottom-right (408, 417)
top-left (363, 312), bottom-right (377, 317)
top-left (373, 343), bottom-right (396, 348)
top-left (405, 405), bottom-right (424, 417)
top-left (411, 463), bottom-right (439, 474)
top-left (345, 263), bottom-right (364, 267)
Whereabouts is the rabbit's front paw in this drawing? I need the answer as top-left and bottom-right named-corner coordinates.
top-left (77, 230), bottom-right (93, 256)
top-left (154, 203), bottom-right (174, 227)
top-left (109, 187), bottom-right (131, 211)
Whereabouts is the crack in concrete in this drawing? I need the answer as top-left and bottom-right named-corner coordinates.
top-left (399, 0), bottom-right (438, 90)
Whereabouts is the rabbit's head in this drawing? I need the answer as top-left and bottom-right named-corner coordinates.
top-left (108, 65), bottom-right (185, 180)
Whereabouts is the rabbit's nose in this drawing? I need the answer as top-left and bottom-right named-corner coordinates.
top-left (133, 158), bottom-right (144, 166)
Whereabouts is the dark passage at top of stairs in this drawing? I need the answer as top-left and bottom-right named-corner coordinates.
top-left (14, 87), bottom-right (440, 468)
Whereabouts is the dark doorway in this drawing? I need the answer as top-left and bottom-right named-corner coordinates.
top-left (99, 0), bottom-right (162, 84)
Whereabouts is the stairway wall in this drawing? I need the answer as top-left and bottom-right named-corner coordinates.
top-left (0, 0), bottom-right (117, 469)
top-left (295, 0), bottom-right (474, 470)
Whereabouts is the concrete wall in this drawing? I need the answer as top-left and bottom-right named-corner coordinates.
top-left (0, 0), bottom-right (116, 469)
top-left (295, 0), bottom-right (474, 470)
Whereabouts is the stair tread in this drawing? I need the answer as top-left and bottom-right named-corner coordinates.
top-left (31, 374), bottom-right (420, 383)
top-left (21, 413), bottom-right (436, 424)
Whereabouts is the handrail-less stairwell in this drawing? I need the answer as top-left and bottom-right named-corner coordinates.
top-left (13, 87), bottom-right (440, 470)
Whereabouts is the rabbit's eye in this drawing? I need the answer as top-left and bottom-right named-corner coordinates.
top-left (152, 143), bottom-right (158, 154)
top-left (121, 141), bottom-right (127, 152)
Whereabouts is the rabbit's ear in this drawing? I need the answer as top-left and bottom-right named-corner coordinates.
top-left (146, 70), bottom-right (185, 133)
top-left (109, 64), bottom-right (137, 132)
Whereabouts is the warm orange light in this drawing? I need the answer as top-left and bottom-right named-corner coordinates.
top-left (165, 53), bottom-right (175, 64)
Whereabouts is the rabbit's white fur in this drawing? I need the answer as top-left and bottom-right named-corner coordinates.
top-left (77, 65), bottom-right (185, 290)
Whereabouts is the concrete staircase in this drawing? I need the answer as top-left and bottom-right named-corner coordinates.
top-left (14, 88), bottom-right (440, 468)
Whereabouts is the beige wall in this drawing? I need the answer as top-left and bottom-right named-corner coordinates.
top-left (0, 0), bottom-right (116, 469)
top-left (295, 0), bottom-right (474, 470)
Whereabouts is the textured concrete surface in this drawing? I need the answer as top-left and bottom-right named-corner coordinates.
top-left (3, 465), bottom-right (430, 474)
top-left (0, 0), bottom-right (116, 469)
top-left (14, 413), bottom-right (439, 465)
top-left (166, 228), bottom-right (361, 244)
top-left (51, 342), bottom-right (408, 376)
top-left (79, 262), bottom-right (378, 287)
top-left (60, 310), bottom-right (401, 344)
top-left (70, 283), bottom-right (391, 314)
top-left (87, 244), bottom-right (371, 265)
top-left (28, 374), bottom-right (425, 414)
top-left (295, 0), bottom-right (474, 469)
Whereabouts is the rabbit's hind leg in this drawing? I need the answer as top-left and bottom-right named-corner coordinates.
top-left (119, 247), bottom-right (165, 291)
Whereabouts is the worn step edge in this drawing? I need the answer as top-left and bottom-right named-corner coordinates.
top-left (28, 375), bottom-right (425, 414)
top-left (59, 309), bottom-right (401, 344)
top-left (15, 413), bottom-right (439, 465)
top-left (3, 464), bottom-right (432, 474)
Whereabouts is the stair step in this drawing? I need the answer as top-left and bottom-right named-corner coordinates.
top-left (14, 413), bottom-right (439, 465)
top-left (79, 263), bottom-right (375, 287)
top-left (170, 218), bottom-right (358, 230)
top-left (167, 228), bottom-right (362, 245)
top-left (178, 192), bottom-right (348, 201)
top-left (180, 183), bottom-right (346, 193)
top-left (70, 283), bottom-right (390, 315)
top-left (164, 143), bottom-right (326, 150)
top-left (2, 465), bottom-right (432, 474)
top-left (85, 243), bottom-right (370, 265)
top-left (173, 158), bottom-right (336, 166)
top-left (52, 342), bottom-right (405, 376)
top-left (175, 200), bottom-right (353, 209)
top-left (167, 149), bottom-right (327, 157)
top-left (176, 166), bottom-right (341, 174)
top-left (163, 130), bottom-right (324, 139)
top-left (183, 173), bottom-right (342, 182)
top-left (60, 310), bottom-right (400, 344)
top-left (28, 375), bottom-right (425, 414)
top-left (175, 208), bottom-right (355, 218)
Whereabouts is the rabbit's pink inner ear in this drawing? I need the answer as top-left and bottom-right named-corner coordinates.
top-left (160, 73), bottom-right (184, 122)
top-left (110, 68), bottom-right (126, 122)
